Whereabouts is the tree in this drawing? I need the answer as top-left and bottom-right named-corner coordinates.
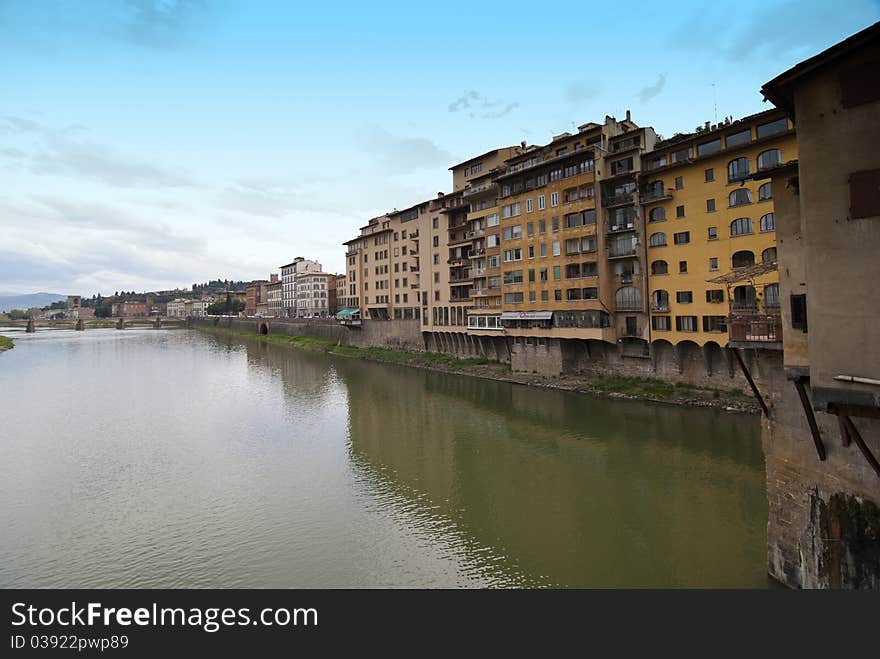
top-left (7, 308), bottom-right (29, 320)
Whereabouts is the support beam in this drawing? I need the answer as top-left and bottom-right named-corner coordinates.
top-left (841, 415), bottom-right (880, 479)
top-left (792, 376), bottom-right (827, 461)
top-left (731, 347), bottom-right (771, 418)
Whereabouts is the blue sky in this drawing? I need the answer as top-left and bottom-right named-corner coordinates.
top-left (1, 0), bottom-right (877, 295)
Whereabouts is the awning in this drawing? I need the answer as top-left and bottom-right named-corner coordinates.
top-left (336, 308), bottom-right (360, 317)
top-left (706, 260), bottom-right (778, 285)
top-left (500, 311), bottom-right (553, 320)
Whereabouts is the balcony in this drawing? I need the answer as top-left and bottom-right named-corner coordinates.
top-left (410, 266), bottom-right (419, 273)
top-left (409, 230), bottom-right (419, 239)
top-left (472, 267), bottom-right (487, 276)
top-left (651, 303), bottom-right (669, 312)
top-left (728, 313), bottom-right (782, 347)
top-left (607, 221), bottom-right (636, 234)
top-left (466, 229), bottom-right (486, 239)
top-left (602, 192), bottom-right (634, 207)
top-left (462, 182), bottom-right (493, 197)
top-left (468, 249), bottom-right (486, 258)
top-left (447, 257), bottom-right (469, 266)
top-left (608, 244), bottom-right (638, 259)
top-left (641, 190), bottom-right (672, 204)
top-left (471, 288), bottom-right (488, 297)
top-left (448, 235), bottom-right (471, 247)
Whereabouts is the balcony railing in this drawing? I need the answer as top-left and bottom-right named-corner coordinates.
top-left (651, 303), bottom-right (670, 312)
top-left (447, 257), bottom-right (469, 266)
top-left (602, 192), bottom-right (634, 206)
top-left (641, 190), bottom-right (672, 203)
top-left (462, 182), bottom-right (493, 197)
top-left (468, 249), bottom-right (486, 258)
top-left (608, 244), bottom-right (638, 258)
top-left (728, 313), bottom-right (782, 343)
top-left (607, 221), bottom-right (636, 233)
top-left (466, 229), bottom-right (486, 238)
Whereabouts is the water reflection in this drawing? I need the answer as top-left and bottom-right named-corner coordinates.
top-left (0, 329), bottom-right (767, 588)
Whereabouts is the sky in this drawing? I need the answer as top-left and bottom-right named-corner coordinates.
top-left (1, 0), bottom-right (878, 296)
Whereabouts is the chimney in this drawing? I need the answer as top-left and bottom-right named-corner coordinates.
top-left (521, 140), bottom-right (526, 149)
top-left (626, 109), bottom-right (631, 122)
top-left (437, 192), bottom-right (444, 197)
top-left (704, 121), bottom-right (710, 130)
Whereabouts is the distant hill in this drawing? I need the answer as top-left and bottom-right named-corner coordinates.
top-left (0, 293), bottom-right (66, 313)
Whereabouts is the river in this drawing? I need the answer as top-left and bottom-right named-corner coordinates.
top-left (0, 327), bottom-right (769, 587)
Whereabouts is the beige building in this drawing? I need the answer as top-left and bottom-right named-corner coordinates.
top-left (755, 22), bottom-right (880, 589)
top-left (281, 258), bottom-right (322, 317)
top-left (267, 276), bottom-right (282, 317)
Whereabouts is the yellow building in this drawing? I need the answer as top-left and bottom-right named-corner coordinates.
top-left (641, 108), bottom-right (796, 346)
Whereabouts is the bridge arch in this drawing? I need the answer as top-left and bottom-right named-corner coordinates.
top-left (258, 321), bottom-right (269, 335)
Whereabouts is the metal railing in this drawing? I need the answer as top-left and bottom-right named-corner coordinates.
top-left (728, 314), bottom-right (782, 343)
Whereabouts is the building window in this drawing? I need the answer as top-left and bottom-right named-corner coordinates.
top-left (651, 260), bottom-right (668, 275)
top-left (538, 195), bottom-right (545, 210)
top-left (725, 129), bottom-right (751, 147)
top-left (553, 265), bottom-right (561, 280)
top-left (676, 205), bottom-right (685, 218)
top-left (671, 147), bottom-right (692, 163)
top-left (486, 213), bottom-right (500, 227)
top-left (704, 168), bottom-right (714, 182)
top-left (762, 247), bottom-right (777, 263)
top-left (675, 315), bottom-right (698, 331)
top-left (730, 217), bottom-right (753, 236)
top-left (702, 316), bottom-right (728, 332)
top-left (538, 219), bottom-right (546, 233)
top-left (651, 290), bottom-right (670, 310)
top-left (697, 139), bottom-right (722, 156)
top-left (504, 292), bottom-right (524, 304)
top-left (526, 199), bottom-right (533, 213)
top-left (503, 269), bottom-right (523, 284)
top-left (708, 226), bottom-right (718, 240)
top-left (552, 241), bottom-right (560, 256)
top-left (433, 236), bottom-right (439, 247)
top-left (552, 216), bottom-right (559, 231)
top-left (790, 293), bottom-right (807, 331)
top-left (758, 182), bottom-right (772, 201)
top-left (732, 250), bottom-right (755, 268)
top-left (759, 213), bottom-right (775, 232)
top-left (679, 260), bottom-right (687, 273)
top-left (757, 118), bottom-right (788, 138)
top-left (649, 207), bottom-right (666, 222)
top-left (706, 289), bottom-right (724, 303)
top-left (729, 188), bottom-right (753, 207)
top-left (728, 157), bottom-right (750, 182)
top-left (540, 243), bottom-right (547, 257)
top-left (709, 257), bottom-right (719, 271)
top-left (707, 199), bottom-right (716, 212)
top-left (551, 192), bottom-right (558, 207)
top-left (528, 245), bottom-right (535, 259)
top-left (764, 283), bottom-right (780, 308)
top-left (433, 218), bottom-right (439, 229)
top-left (673, 231), bottom-right (690, 245)
top-left (758, 149), bottom-right (781, 170)
top-left (676, 291), bottom-right (693, 303)
top-left (529, 291), bottom-right (536, 302)
top-left (502, 225), bottom-right (522, 241)
top-left (541, 290), bottom-right (549, 301)
top-left (649, 232), bottom-right (667, 247)
top-left (674, 176), bottom-right (683, 190)
top-left (652, 315), bottom-right (671, 331)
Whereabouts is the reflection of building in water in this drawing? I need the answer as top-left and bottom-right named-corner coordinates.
top-left (341, 356), bottom-right (766, 587)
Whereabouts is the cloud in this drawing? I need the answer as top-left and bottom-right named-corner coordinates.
top-left (356, 126), bottom-right (453, 173)
top-left (1, 116), bottom-right (194, 188)
top-left (638, 74), bottom-right (667, 104)
top-left (122, 0), bottom-right (206, 47)
top-left (564, 80), bottom-right (600, 105)
top-left (448, 90), bottom-right (519, 119)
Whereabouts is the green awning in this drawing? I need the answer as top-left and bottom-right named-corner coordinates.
top-left (336, 308), bottom-right (360, 317)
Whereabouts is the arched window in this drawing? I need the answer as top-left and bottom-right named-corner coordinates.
top-left (733, 285), bottom-right (757, 309)
top-left (651, 290), bottom-right (669, 310)
top-left (616, 286), bottom-right (641, 310)
top-left (762, 247), bottom-right (777, 263)
top-left (760, 213), bottom-right (775, 232)
top-left (649, 232), bottom-right (667, 247)
top-left (758, 182), bottom-right (772, 200)
top-left (649, 207), bottom-right (666, 222)
top-left (758, 149), bottom-right (781, 170)
top-left (730, 217), bottom-right (753, 236)
top-left (728, 157), bottom-right (750, 182)
top-left (729, 188), bottom-right (753, 206)
top-left (651, 260), bottom-right (668, 275)
top-left (732, 250), bottom-right (755, 268)
top-left (764, 283), bottom-right (780, 308)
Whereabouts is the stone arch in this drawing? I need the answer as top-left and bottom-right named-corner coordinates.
top-left (258, 321), bottom-right (269, 335)
top-left (702, 340), bottom-right (725, 377)
top-left (675, 340), bottom-right (701, 377)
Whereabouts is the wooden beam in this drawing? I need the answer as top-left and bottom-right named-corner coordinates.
top-left (793, 377), bottom-right (827, 461)
top-left (731, 347), bottom-right (771, 417)
top-left (842, 415), bottom-right (880, 479)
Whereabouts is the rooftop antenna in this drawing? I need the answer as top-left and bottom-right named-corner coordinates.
top-left (712, 82), bottom-right (718, 124)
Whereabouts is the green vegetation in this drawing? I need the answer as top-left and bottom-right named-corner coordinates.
top-left (588, 376), bottom-right (747, 401)
top-left (207, 298), bottom-right (246, 316)
top-left (0, 335), bottom-right (13, 352)
top-left (202, 327), bottom-right (498, 371)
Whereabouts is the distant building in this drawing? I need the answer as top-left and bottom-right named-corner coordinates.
top-left (111, 301), bottom-right (147, 317)
top-left (66, 295), bottom-right (81, 310)
top-left (71, 307), bottom-right (94, 320)
top-left (280, 257), bottom-right (322, 318)
top-left (166, 299), bottom-right (188, 317)
top-left (267, 276), bottom-right (282, 317)
top-left (245, 281), bottom-right (269, 317)
top-left (186, 300), bottom-right (207, 317)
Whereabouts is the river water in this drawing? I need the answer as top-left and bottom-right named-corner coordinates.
top-left (0, 328), bottom-right (768, 587)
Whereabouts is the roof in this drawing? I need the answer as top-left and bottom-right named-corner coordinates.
top-left (706, 260), bottom-right (778, 286)
top-left (449, 147), bottom-right (519, 171)
top-left (653, 108), bottom-right (785, 151)
top-left (761, 21), bottom-right (880, 116)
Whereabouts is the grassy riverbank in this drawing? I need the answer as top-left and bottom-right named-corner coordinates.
top-left (198, 326), bottom-right (758, 413)
top-left (0, 335), bottom-right (13, 352)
